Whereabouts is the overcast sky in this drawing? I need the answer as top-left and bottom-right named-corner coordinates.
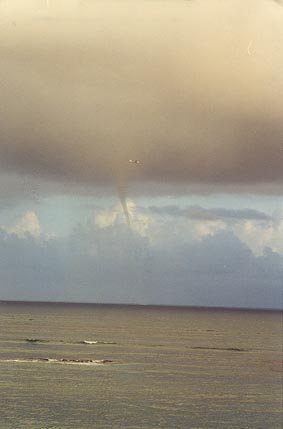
top-left (0, 0), bottom-right (282, 308)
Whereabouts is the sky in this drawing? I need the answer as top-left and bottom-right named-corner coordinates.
top-left (0, 0), bottom-right (282, 308)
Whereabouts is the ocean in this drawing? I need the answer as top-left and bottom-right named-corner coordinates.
top-left (0, 302), bottom-right (282, 429)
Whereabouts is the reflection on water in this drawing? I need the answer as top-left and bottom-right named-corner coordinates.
top-left (0, 302), bottom-right (282, 428)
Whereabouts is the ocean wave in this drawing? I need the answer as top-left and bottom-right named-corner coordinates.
top-left (23, 338), bottom-right (116, 345)
top-left (0, 358), bottom-right (112, 365)
top-left (79, 340), bottom-right (117, 345)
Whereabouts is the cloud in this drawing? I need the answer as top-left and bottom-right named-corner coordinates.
top-left (234, 215), bottom-right (283, 255)
top-left (0, 201), bottom-right (282, 308)
top-left (5, 211), bottom-right (42, 238)
top-left (0, 218), bottom-right (281, 308)
top-left (146, 204), bottom-right (283, 254)
top-left (94, 200), bottom-right (153, 238)
top-left (94, 202), bottom-right (227, 245)
top-left (0, 228), bottom-right (67, 301)
top-left (146, 205), bottom-right (271, 221)
top-left (0, 0), bottom-right (282, 197)
top-left (91, 201), bottom-right (283, 256)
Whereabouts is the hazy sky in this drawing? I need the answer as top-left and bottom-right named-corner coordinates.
top-left (0, 0), bottom-right (282, 308)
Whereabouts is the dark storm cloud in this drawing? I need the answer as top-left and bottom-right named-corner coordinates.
top-left (146, 205), bottom-right (271, 222)
top-left (0, 0), bottom-right (282, 196)
top-left (0, 226), bottom-right (281, 308)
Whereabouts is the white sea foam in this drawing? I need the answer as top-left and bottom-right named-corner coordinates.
top-left (80, 340), bottom-right (116, 345)
top-left (0, 358), bottom-right (112, 365)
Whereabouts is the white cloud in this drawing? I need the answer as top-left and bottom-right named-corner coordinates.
top-left (94, 206), bottom-right (119, 229)
top-left (233, 210), bottom-right (283, 255)
top-left (93, 202), bottom-right (283, 258)
top-left (127, 201), bottom-right (154, 238)
top-left (193, 219), bottom-right (227, 241)
top-left (5, 211), bottom-right (42, 238)
top-left (145, 204), bottom-right (283, 255)
top-left (0, 219), bottom-right (281, 308)
top-left (94, 200), bottom-right (154, 238)
top-left (3, 204), bottom-right (282, 258)
top-left (146, 216), bottom-right (227, 252)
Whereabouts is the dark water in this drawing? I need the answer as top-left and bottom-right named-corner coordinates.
top-left (0, 302), bottom-right (282, 429)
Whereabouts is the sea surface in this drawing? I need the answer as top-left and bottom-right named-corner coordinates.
top-left (0, 302), bottom-right (282, 429)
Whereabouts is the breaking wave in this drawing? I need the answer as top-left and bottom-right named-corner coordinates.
top-left (0, 358), bottom-right (112, 365)
top-left (79, 340), bottom-right (117, 345)
top-left (21, 339), bottom-right (117, 345)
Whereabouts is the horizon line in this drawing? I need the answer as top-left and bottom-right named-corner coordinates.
top-left (0, 299), bottom-right (281, 312)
